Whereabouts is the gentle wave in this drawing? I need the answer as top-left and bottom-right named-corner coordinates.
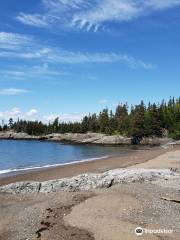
top-left (0, 156), bottom-right (109, 175)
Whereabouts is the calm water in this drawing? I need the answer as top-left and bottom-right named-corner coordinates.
top-left (0, 140), bottom-right (131, 176)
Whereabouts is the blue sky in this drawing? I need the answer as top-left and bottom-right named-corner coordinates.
top-left (0, 0), bottom-right (180, 122)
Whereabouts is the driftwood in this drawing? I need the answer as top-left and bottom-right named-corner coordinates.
top-left (161, 197), bottom-right (180, 203)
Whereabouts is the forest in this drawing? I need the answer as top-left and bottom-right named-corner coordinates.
top-left (1, 97), bottom-right (180, 142)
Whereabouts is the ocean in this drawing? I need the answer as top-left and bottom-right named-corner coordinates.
top-left (0, 140), bottom-right (131, 177)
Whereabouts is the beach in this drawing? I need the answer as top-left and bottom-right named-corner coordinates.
top-left (0, 145), bottom-right (180, 240)
top-left (0, 146), bottom-right (171, 186)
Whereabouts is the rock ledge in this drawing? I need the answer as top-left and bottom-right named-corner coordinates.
top-left (0, 168), bottom-right (178, 194)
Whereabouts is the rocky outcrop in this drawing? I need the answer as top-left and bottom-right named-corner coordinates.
top-left (0, 131), bottom-right (177, 146)
top-left (141, 137), bottom-right (173, 146)
top-left (0, 131), bottom-right (39, 140)
top-left (46, 132), bottom-right (131, 145)
top-left (0, 131), bottom-right (131, 145)
top-left (0, 168), bottom-right (178, 194)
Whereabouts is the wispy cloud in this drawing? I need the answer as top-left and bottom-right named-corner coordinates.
top-left (0, 32), bottom-right (154, 70)
top-left (16, 13), bottom-right (49, 28)
top-left (0, 70), bottom-right (26, 79)
top-left (0, 88), bottom-right (30, 95)
top-left (0, 32), bottom-right (34, 50)
top-left (0, 63), bottom-right (71, 83)
top-left (16, 0), bottom-right (180, 32)
top-left (73, 0), bottom-right (180, 31)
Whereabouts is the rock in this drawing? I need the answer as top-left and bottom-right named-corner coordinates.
top-left (0, 168), bottom-right (178, 194)
top-left (93, 135), bottom-right (131, 145)
top-left (175, 140), bottom-right (180, 145)
top-left (0, 131), bottom-right (39, 140)
top-left (0, 131), bottom-right (175, 146)
top-left (0, 181), bottom-right (41, 194)
top-left (40, 132), bottom-right (132, 145)
top-left (141, 137), bottom-right (173, 146)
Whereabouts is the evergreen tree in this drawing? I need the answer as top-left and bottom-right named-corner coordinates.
top-left (8, 118), bottom-right (14, 129)
top-left (2, 97), bottom-right (179, 142)
top-left (115, 104), bottom-right (129, 135)
top-left (129, 101), bottom-right (146, 144)
top-left (99, 108), bottom-right (110, 134)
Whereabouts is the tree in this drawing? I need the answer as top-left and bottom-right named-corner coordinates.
top-left (129, 101), bottom-right (146, 144)
top-left (99, 108), bottom-right (110, 134)
top-left (81, 116), bottom-right (89, 133)
top-left (8, 118), bottom-right (14, 129)
top-left (2, 97), bottom-right (179, 141)
top-left (53, 117), bottom-right (59, 132)
top-left (147, 103), bottom-right (162, 137)
top-left (115, 104), bottom-right (129, 135)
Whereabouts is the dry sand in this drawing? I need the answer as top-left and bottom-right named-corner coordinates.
top-left (129, 149), bottom-right (180, 171)
top-left (0, 190), bottom-right (95, 240)
top-left (0, 146), bottom-right (180, 240)
top-left (65, 182), bottom-right (180, 240)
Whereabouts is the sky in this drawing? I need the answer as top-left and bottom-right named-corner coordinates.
top-left (0, 0), bottom-right (180, 123)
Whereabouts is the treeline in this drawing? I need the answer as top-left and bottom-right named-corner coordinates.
top-left (1, 97), bottom-right (180, 142)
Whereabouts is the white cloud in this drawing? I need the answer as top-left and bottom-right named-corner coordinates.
top-left (0, 70), bottom-right (26, 81)
top-left (0, 107), bottom-right (85, 123)
top-left (0, 108), bottom-right (38, 121)
top-left (0, 33), bottom-right (154, 70)
top-left (0, 32), bottom-right (34, 50)
top-left (26, 109), bottom-right (38, 117)
top-left (16, 0), bottom-right (180, 32)
top-left (2, 71), bottom-right (25, 77)
top-left (16, 13), bottom-right (49, 28)
top-left (0, 48), bottom-right (154, 69)
top-left (73, 0), bottom-right (180, 31)
top-left (0, 88), bottom-right (30, 95)
top-left (0, 107), bottom-right (22, 121)
top-left (98, 99), bottom-right (109, 104)
top-left (0, 63), bottom-right (70, 83)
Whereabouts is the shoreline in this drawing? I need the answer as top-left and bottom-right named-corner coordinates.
top-left (0, 131), bottom-right (175, 146)
top-left (0, 145), bottom-right (177, 187)
top-left (0, 155), bottom-right (110, 176)
top-left (1, 146), bottom-right (180, 239)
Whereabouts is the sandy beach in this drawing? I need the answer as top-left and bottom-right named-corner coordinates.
top-left (0, 146), bottom-right (172, 186)
top-left (0, 145), bottom-right (180, 240)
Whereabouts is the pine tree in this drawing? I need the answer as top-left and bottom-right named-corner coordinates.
top-left (8, 118), bottom-right (14, 129)
top-left (129, 101), bottom-right (146, 144)
top-left (99, 108), bottom-right (110, 134)
top-left (115, 103), bottom-right (129, 135)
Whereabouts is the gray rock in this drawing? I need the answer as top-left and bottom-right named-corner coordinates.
top-left (0, 131), bottom-right (175, 146)
top-left (141, 137), bottom-right (173, 146)
top-left (0, 181), bottom-right (41, 194)
top-left (46, 132), bottom-right (131, 145)
top-left (0, 168), bottom-right (178, 194)
top-left (0, 131), bottom-right (39, 140)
